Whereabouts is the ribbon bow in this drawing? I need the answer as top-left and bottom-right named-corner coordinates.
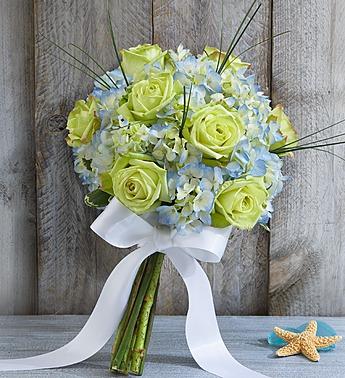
top-left (0, 198), bottom-right (266, 377)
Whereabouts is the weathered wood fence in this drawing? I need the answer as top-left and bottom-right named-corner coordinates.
top-left (0, 0), bottom-right (344, 316)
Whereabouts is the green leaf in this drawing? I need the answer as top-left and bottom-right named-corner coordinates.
top-left (82, 158), bottom-right (92, 171)
top-left (260, 223), bottom-right (270, 232)
top-left (85, 189), bottom-right (113, 208)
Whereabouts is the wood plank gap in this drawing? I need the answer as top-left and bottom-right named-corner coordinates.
top-left (266, 0), bottom-right (274, 316)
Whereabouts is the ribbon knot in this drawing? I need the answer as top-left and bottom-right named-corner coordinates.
top-left (150, 227), bottom-right (174, 251)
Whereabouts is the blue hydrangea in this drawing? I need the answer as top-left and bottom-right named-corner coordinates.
top-left (157, 163), bottom-right (221, 231)
top-left (73, 148), bottom-right (99, 191)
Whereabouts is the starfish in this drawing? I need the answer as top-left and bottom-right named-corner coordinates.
top-left (273, 320), bottom-right (342, 362)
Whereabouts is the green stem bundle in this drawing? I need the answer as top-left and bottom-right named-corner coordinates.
top-left (110, 252), bottom-right (164, 375)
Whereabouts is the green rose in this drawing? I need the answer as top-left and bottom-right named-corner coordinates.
top-left (121, 44), bottom-right (165, 79)
top-left (212, 177), bottom-right (268, 229)
top-left (183, 104), bottom-right (245, 160)
top-left (111, 154), bottom-right (170, 214)
top-left (117, 72), bottom-right (178, 121)
top-left (268, 104), bottom-right (298, 154)
top-left (66, 96), bottom-right (100, 147)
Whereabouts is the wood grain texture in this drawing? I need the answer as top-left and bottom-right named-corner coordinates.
top-left (153, 0), bottom-right (271, 315)
top-left (35, 0), bottom-right (152, 314)
top-left (269, 0), bottom-right (345, 315)
top-left (0, 315), bottom-right (345, 377)
top-left (0, 0), bottom-right (36, 314)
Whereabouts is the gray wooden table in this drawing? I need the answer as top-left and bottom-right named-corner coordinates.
top-left (0, 316), bottom-right (343, 377)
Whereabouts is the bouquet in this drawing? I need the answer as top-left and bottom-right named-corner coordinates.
top-left (1, 1), bottom-right (344, 377)
top-left (64, 4), bottom-right (299, 375)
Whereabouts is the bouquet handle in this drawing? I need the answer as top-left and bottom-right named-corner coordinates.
top-left (110, 252), bottom-right (164, 375)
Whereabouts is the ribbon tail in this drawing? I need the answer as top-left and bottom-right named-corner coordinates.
top-left (0, 245), bottom-right (154, 371)
top-left (167, 248), bottom-right (268, 378)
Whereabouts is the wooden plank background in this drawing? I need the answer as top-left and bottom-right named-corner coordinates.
top-left (0, 0), bottom-right (36, 314)
top-left (269, 0), bottom-right (345, 316)
top-left (0, 0), bottom-right (344, 316)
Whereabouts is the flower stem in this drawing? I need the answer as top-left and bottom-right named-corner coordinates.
top-left (111, 261), bottom-right (147, 358)
top-left (111, 261), bottom-right (154, 371)
top-left (110, 252), bottom-right (164, 375)
top-left (130, 253), bottom-right (164, 375)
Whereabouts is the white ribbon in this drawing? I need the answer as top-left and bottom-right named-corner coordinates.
top-left (0, 198), bottom-right (267, 377)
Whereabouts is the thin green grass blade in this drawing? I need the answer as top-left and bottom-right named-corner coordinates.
top-left (271, 118), bottom-right (345, 152)
top-left (180, 85), bottom-right (193, 136)
top-left (107, 8), bottom-right (129, 86)
top-left (216, 28), bottom-right (224, 72)
top-left (217, 0), bottom-right (258, 74)
top-left (68, 43), bottom-right (118, 88)
top-left (228, 30), bottom-right (290, 65)
top-left (40, 33), bottom-right (111, 90)
top-left (186, 85), bottom-right (192, 116)
top-left (221, 0), bottom-right (257, 63)
top-left (182, 85), bottom-right (192, 126)
top-left (179, 86), bottom-right (187, 136)
top-left (289, 130), bottom-right (345, 149)
top-left (313, 148), bottom-right (345, 163)
top-left (275, 139), bottom-right (345, 154)
top-left (278, 145), bottom-right (345, 164)
top-left (219, 3), bottom-right (262, 74)
top-left (215, 0), bottom-right (225, 72)
top-left (46, 52), bottom-right (111, 89)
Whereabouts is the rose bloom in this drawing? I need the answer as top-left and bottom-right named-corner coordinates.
top-left (212, 176), bottom-right (268, 229)
top-left (121, 44), bottom-right (165, 79)
top-left (268, 104), bottom-right (298, 154)
top-left (117, 72), bottom-right (179, 121)
top-left (66, 96), bottom-right (100, 147)
top-left (183, 103), bottom-right (245, 160)
top-left (110, 154), bottom-right (170, 214)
